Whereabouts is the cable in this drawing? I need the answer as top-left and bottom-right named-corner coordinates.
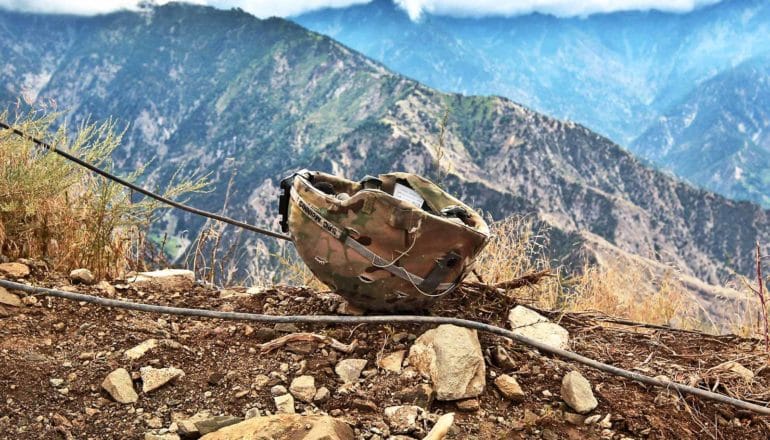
top-left (0, 121), bottom-right (292, 241)
top-left (1, 279), bottom-right (768, 416)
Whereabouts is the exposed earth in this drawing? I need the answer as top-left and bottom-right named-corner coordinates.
top-left (1, 261), bottom-right (769, 439)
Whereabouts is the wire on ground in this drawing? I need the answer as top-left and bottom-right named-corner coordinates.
top-left (1, 278), bottom-right (768, 416)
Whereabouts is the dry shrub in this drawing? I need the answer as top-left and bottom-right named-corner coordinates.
top-left (473, 215), bottom-right (562, 309)
top-left (0, 111), bottom-right (207, 278)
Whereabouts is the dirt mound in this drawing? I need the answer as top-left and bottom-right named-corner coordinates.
top-left (0, 266), bottom-right (769, 439)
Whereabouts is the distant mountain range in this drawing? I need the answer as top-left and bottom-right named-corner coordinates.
top-left (294, 0), bottom-right (770, 206)
top-left (1, 3), bottom-right (769, 319)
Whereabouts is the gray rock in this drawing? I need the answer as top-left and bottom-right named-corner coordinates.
top-left (0, 262), bottom-right (30, 278)
top-left (289, 375), bottom-right (316, 403)
top-left (561, 371), bottom-right (598, 414)
top-left (408, 324), bottom-right (486, 401)
top-left (313, 386), bottom-right (330, 403)
top-left (384, 405), bottom-right (422, 434)
top-left (335, 358), bottom-right (367, 384)
top-left (270, 385), bottom-right (288, 396)
top-left (508, 306), bottom-right (569, 350)
top-left (102, 368), bottom-right (138, 404)
top-left (274, 393), bottom-right (295, 414)
top-left (69, 268), bottom-right (95, 285)
top-left (140, 366), bottom-right (185, 393)
top-left (195, 415), bottom-right (244, 435)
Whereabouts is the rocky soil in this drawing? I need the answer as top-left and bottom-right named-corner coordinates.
top-left (1, 260), bottom-right (770, 439)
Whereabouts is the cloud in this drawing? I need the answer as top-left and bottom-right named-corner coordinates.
top-left (0, 0), bottom-right (724, 18)
top-left (395, 0), bottom-right (725, 21)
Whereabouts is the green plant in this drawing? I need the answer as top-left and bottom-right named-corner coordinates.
top-left (0, 110), bottom-right (208, 278)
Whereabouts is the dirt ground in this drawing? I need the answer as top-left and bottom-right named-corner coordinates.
top-left (1, 266), bottom-right (769, 440)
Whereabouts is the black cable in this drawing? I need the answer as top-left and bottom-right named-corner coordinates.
top-left (0, 121), bottom-right (292, 241)
top-left (1, 279), bottom-right (768, 415)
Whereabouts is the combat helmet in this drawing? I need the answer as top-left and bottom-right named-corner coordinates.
top-left (278, 170), bottom-right (490, 312)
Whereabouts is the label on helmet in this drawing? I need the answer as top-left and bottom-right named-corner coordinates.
top-left (393, 183), bottom-right (424, 208)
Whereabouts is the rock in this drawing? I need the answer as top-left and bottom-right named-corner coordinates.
top-left (335, 358), bottom-right (367, 384)
top-left (69, 268), bottom-right (95, 285)
top-left (491, 345), bottom-right (516, 370)
top-left (0, 287), bottom-right (21, 307)
top-left (270, 385), bottom-right (288, 396)
top-left (274, 323), bottom-right (299, 333)
top-left (101, 368), bottom-right (138, 404)
top-left (508, 306), bottom-right (569, 350)
top-left (0, 262), bottom-right (30, 278)
top-left (423, 412), bottom-right (454, 440)
top-left (195, 415), bottom-right (244, 435)
top-left (244, 408), bottom-right (260, 419)
top-left (198, 414), bottom-right (354, 440)
top-left (313, 386), bottom-right (330, 403)
top-left (145, 433), bottom-right (180, 440)
top-left (140, 366), bottom-right (185, 393)
top-left (145, 416), bottom-right (163, 428)
top-left (378, 351), bottom-right (406, 373)
top-left (96, 280), bottom-right (116, 295)
top-left (254, 374), bottom-right (270, 388)
top-left (408, 324), bottom-right (486, 401)
top-left (494, 374), bottom-right (526, 402)
top-left (351, 399), bottom-right (378, 412)
top-left (455, 398), bottom-right (480, 412)
top-left (384, 405), bottom-right (422, 434)
top-left (289, 375), bottom-right (316, 403)
top-left (598, 413), bottom-right (612, 429)
top-left (125, 339), bottom-right (159, 361)
top-left (274, 393), bottom-right (295, 414)
top-left (50, 378), bottom-right (64, 387)
top-left (174, 411), bottom-right (212, 437)
top-left (584, 414), bottom-right (602, 425)
top-left (129, 269), bottom-right (195, 290)
top-left (561, 371), bottom-right (598, 414)
top-left (395, 384), bottom-right (434, 409)
top-left (563, 412), bottom-right (586, 425)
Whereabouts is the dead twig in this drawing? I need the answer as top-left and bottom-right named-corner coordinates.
top-left (257, 332), bottom-right (358, 353)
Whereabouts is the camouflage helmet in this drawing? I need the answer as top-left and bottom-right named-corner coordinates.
top-left (278, 170), bottom-right (490, 312)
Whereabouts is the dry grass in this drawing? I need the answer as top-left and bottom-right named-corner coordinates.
top-left (0, 111), bottom-right (207, 278)
top-left (475, 216), bottom-right (706, 330)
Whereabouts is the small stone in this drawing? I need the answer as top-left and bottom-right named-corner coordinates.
top-left (140, 366), bottom-right (185, 393)
top-left (96, 281), bottom-right (116, 295)
top-left (21, 295), bottom-right (37, 306)
top-left (274, 393), bottom-right (295, 414)
top-left (721, 362), bottom-right (754, 383)
top-left (491, 345), bottom-right (516, 370)
top-left (0, 287), bottom-right (21, 307)
top-left (50, 378), bottom-right (65, 387)
top-left (175, 411), bottom-right (211, 437)
top-left (289, 375), bottom-right (316, 403)
top-left (455, 398), bottom-right (480, 412)
top-left (598, 413), bottom-right (612, 429)
top-left (144, 433), bottom-right (180, 440)
top-left (69, 268), bottom-right (96, 285)
top-left (102, 368), bottom-right (138, 404)
top-left (145, 416), bottom-right (163, 428)
top-left (394, 384), bottom-right (434, 409)
top-left (508, 306), bottom-right (569, 350)
top-left (584, 414), bottom-right (602, 425)
top-left (0, 262), bottom-right (30, 278)
top-left (129, 269), bottom-right (194, 290)
top-left (125, 339), bottom-right (159, 361)
top-left (244, 408), bottom-right (261, 419)
top-left (561, 371), bottom-right (598, 414)
top-left (335, 359), bottom-right (367, 384)
top-left (254, 374), bottom-right (270, 387)
top-left (378, 351), bottom-right (406, 373)
top-left (351, 399), bottom-right (378, 412)
top-left (384, 405), bottom-right (421, 434)
top-left (563, 412), bottom-right (586, 425)
top-left (494, 375), bottom-right (526, 402)
top-left (271, 385), bottom-right (288, 396)
top-left (313, 386), bottom-right (330, 403)
top-left (274, 323), bottom-right (299, 333)
top-left (195, 415), bottom-right (243, 435)
top-left (337, 301), bottom-right (365, 316)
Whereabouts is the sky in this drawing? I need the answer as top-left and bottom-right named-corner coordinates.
top-left (0, 0), bottom-right (724, 19)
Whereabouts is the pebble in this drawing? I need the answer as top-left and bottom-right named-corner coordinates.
top-left (70, 268), bottom-right (96, 285)
top-left (101, 368), bottom-right (138, 404)
top-left (289, 375), bottom-right (316, 403)
top-left (561, 371), bottom-right (598, 414)
top-left (335, 358), bottom-right (368, 384)
top-left (274, 393), bottom-right (295, 414)
top-left (140, 366), bottom-right (185, 393)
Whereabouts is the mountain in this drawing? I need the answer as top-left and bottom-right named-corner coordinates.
top-left (633, 54), bottom-right (770, 206)
top-left (1, 3), bottom-right (769, 312)
top-left (293, 0), bottom-right (770, 146)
